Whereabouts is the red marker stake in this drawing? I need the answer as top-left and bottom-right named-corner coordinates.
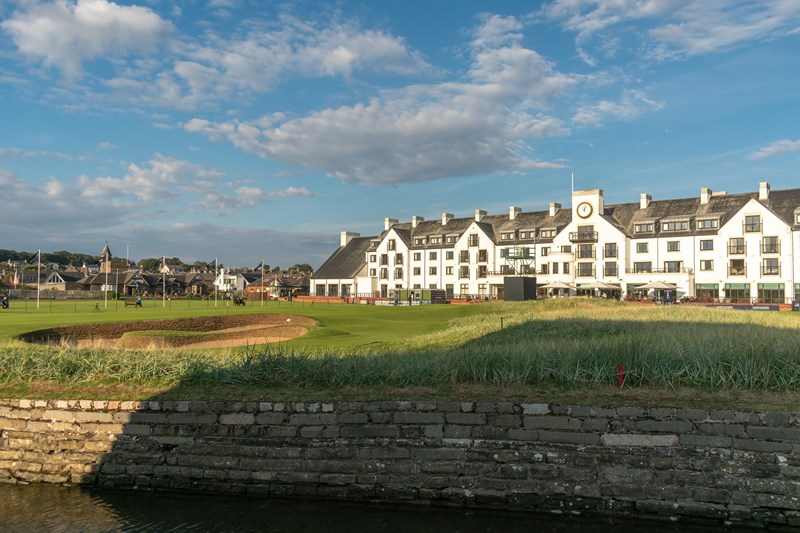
top-left (618, 364), bottom-right (624, 389)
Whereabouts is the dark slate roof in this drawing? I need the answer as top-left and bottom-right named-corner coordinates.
top-left (312, 236), bottom-right (373, 280)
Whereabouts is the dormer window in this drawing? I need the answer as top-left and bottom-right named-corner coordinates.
top-left (697, 218), bottom-right (719, 230)
top-left (446, 235), bottom-right (458, 244)
top-left (540, 229), bottom-right (556, 239)
top-left (414, 238), bottom-right (426, 245)
top-left (634, 223), bottom-right (654, 233)
top-left (500, 232), bottom-right (515, 241)
top-left (661, 220), bottom-right (689, 232)
top-left (430, 236), bottom-right (442, 245)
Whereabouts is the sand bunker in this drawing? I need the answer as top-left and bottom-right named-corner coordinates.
top-left (20, 314), bottom-right (317, 350)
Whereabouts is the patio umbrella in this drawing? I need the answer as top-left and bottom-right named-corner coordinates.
top-left (539, 281), bottom-right (575, 289)
top-left (637, 281), bottom-right (677, 290)
top-left (580, 281), bottom-right (615, 290)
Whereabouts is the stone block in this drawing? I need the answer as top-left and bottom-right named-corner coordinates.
top-left (288, 413), bottom-right (337, 426)
top-left (601, 434), bottom-right (678, 447)
top-left (219, 413), bottom-right (255, 425)
top-left (167, 413), bottom-right (217, 424)
top-left (539, 430), bottom-right (600, 445)
top-left (523, 416), bottom-right (581, 430)
top-left (634, 420), bottom-right (693, 433)
top-left (340, 425), bottom-right (399, 438)
top-left (732, 438), bottom-right (792, 453)
top-left (394, 412), bottom-right (444, 424)
top-left (255, 413), bottom-right (286, 425)
top-left (521, 403), bottom-right (550, 415)
top-left (697, 423), bottom-right (746, 436)
top-left (445, 413), bottom-right (486, 425)
top-left (748, 427), bottom-right (800, 442)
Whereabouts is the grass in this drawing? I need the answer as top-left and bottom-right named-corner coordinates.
top-left (2, 298), bottom-right (800, 407)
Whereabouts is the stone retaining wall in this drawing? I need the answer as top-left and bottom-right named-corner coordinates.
top-left (1, 399), bottom-right (799, 529)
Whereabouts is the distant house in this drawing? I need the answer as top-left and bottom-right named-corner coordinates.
top-left (311, 232), bottom-right (373, 298)
top-left (43, 271), bottom-right (87, 291)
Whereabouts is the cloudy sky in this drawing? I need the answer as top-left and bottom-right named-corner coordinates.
top-left (1, 0), bottom-right (799, 268)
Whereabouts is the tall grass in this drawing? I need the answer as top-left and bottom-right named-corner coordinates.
top-left (2, 300), bottom-right (800, 391)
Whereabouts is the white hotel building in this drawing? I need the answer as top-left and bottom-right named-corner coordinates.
top-left (312, 182), bottom-right (800, 304)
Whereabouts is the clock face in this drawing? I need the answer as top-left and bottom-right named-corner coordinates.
top-left (577, 202), bottom-right (593, 218)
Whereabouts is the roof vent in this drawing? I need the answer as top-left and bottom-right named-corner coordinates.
top-left (640, 194), bottom-right (651, 210)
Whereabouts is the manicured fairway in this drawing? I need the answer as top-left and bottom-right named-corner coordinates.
top-left (2, 299), bottom-right (800, 407)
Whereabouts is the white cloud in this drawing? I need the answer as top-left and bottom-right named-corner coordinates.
top-left (0, 146), bottom-right (91, 161)
top-left (541, 0), bottom-right (800, 60)
top-left (471, 14), bottom-right (524, 49)
top-left (572, 89), bottom-right (665, 126)
top-left (748, 139), bottom-right (800, 160)
top-left (185, 16), bottom-right (574, 185)
top-left (96, 141), bottom-right (120, 151)
top-left (2, 0), bottom-right (172, 79)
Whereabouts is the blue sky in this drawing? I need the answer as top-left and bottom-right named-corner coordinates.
top-left (1, 0), bottom-right (799, 268)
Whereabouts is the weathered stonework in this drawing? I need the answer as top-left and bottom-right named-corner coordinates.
top-left (2, 399), bottom-right (800, 529)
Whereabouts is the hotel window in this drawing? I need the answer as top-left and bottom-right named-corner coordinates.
top-left (541, 247), bottom-right (550, 257)
top-left (796, 214), bottom-right (800, 224)
top-left (665, 261), bottom-right (682, 273)
top-left (636, 242), bottom-right (649, 253)
top-left (459, 266), bottom-right (470, 279)
top-left (539, 263), bottom-right (549, 275)
top-left (633, 262), bottom-right (652, 273)
top-left (728, 238), bottom-right (745, 255)
top-left (758, 283), bottom-right (785, 304)
top-left (500, 248), bottom-right (509, 258)
top-left (500, 232), bottom-right (514, 241)
top-left (634, 223), bottom-right (654, 233)
top-left (430, 237), bottom-right (441, 245)
top-left (744, 215), bottom-right (761, 233)
top-left (667, 241), bottom-right (680, 252)
top-left (328, 285), bottom-right (339, 297)
top-left (316, 285), bottom-right (326, 296)
top-left (563, 263), bottom-right (570, 274)
top-left (413, 267), bottom-right (421, 276)
top-left (468, 234), bottom-right (479, 247)
top-left (413, 252), bottom-right (421, 261)
top-left (380, 254), bottom-right (389, 265)
top-left (661, 220), bottom-right (689, 232)
top-left (762, 258), bottom-right (780, 276)
top-left (459, 250), bottom-right (469, 263)
top-left (577, 244), bottom-right (594, 259)
top-left (697, 218), bottom-right (719, 230)
top-left (728, 259), bottom-right (746, 276)
top-left (603, 243), bottom-right (617, 258)
top-left (478, 265), bottom-right (488, 278)
top-left (762, 236), bottom-right (780, 254)
top-left (700, 260), bottom-right (714, 271)
top-left (446, 251), bottom-right (454, 260)
top-left (369, 268), bottom-right (377, 277)
top-left (500, 265), bottom-right (509, 274)
top-left (460, 283), bottom-right (469, 296)
top-left (576, 263), bottom-right (594, 277)
top-left (414, 238), bottom-right (425, 245)
top-left (446, 235), bottom-right (458, 244)
top-left (413, 284), bottom-right (421, 289)
top-left (394, 268), bottom-right (403, 279)
top-left (380, 268), bottom-right (388, 280)
top-left (699, 240), bottom-right (714, 251)
top-left (388, 239), bottom-right (396, 250)
top-left (561, 245), bottom-right (572, 253)
top-left (724, 283), bottom-right (750, 303)
top-left (446, 266), bottom-right (453, 275)
top-left (394, 254), bottom-right (403, 265)
top-left (429, 284), bottom-right (438, 290)
top-left (553, 263), bottom-right (559, 274)
top-left (540, 229), bottom-right (556, 238)
top-left (429, 266), bottom-right (437, 275)
top-left (478, 249), bottom-right (488, 262)
top-left (370, 254), bottom-right (377, 263)
top-left (604, 262), bottom-right (617, 277)
top-left (429, 251), bottom-right (437, 260)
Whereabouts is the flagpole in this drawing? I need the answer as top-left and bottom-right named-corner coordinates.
top-left (162, 255), bottom-right (166, 308)
top-left (261, 259), bottom-right (264, 307)
top-left (36, 249), bottom-right (41, 310)
top-left (214, 258), bottom-right (218, 307)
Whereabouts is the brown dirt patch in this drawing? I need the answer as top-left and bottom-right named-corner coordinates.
top-left (19, 314), bottom-right (317, 350)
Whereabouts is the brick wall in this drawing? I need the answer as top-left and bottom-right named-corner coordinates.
top-left (1, 399), bottom-right (799, 528)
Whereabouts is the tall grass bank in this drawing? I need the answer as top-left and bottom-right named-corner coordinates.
top-left (1, 398), bottom-right (799, 529)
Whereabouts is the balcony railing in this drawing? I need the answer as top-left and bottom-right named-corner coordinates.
top-left (761, 242), bottom-right (781, 254)
top-left (625, 267), bottom-right (694, 274)
top-left (569, 231), bottom-right (598, 243)
top-left (576, 250), bottom-right (595, 259)
top-left (727, 266), bottom-right (747, 276)
top-left (761, 265), bottom-right (781, 276)
top-left (727, 244), bottom-right (746, 255)
top-left (575, 266), bottom-right (596, 278)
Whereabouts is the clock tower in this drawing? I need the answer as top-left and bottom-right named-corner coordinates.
top-left (572, 189), bottom-right (604, 220)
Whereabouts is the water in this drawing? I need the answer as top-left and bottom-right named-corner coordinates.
top-left (0, 484), bottom-right (730, 533)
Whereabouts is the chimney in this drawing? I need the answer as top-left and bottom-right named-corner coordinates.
top-left (340, 231), bottom-right (359, 247)
top-left (509, 206), bottom-right (521, 220)
top-left (640, 194), bottom-right (651, 210)
top-left (700, 188), bottom-right (712, 204)
top-left (412, 216), bottom-right (424, 228)
top-left (441, 212), bottom-right (453, 225)
top-left (475, 209), bottom-right (487, 222)
top-left (759, 181), bottom-right (770, 200)
top-left (384, 217), bottom-right (398, 230)
top-left (549, 202), bottom-right (561, 217)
